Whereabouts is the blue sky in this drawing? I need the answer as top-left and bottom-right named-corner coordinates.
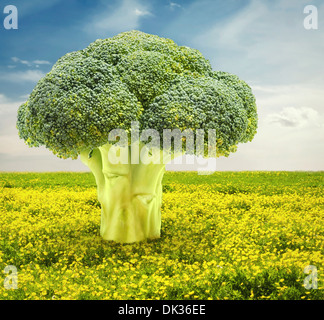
top-left (0, 0), bottom-right (323, 171)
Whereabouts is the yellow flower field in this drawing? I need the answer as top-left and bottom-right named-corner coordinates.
top-left (0, 171), bottom-right (323, 300)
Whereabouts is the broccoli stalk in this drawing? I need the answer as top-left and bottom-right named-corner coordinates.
top-left (16, 30), bottom-right (258, 243)
top-left (80, 143), bottom-right (165, 243)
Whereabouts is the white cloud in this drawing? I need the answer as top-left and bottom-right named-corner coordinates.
top-left (0, 94), bottom-right (9, 104)
top-left (84, 0), bottom-right (152, 35)
top-left (251, 84), bottom-right (324, 115)
top-left (0, 96), bottom-right (45, 158)
top-left (193, 82), bottom-right (324, 171)
top-left (0, 97), bottom-right (24, 149)
top-left (191, 0), bottom-right (324, 85)
top-left (267, 107), bottom-right (323, 128)
top-left (214, 121), bottom-right (324, 171)
top-left (11, 57), bottom-right (51, 67)
top-left (32, 60), bottom-right (51, 65)
top-left (0, 95), bottom-right (88, 171)
top-left (134, 8), bottom-right (151, 16)
top-left (1, 70), bottom-right (45, 83)
top-left (169, 2), bottom-right (182, 11)
top-left (19, 94), bottom-right (30, 100)
top-left (0, 93), bottom-right (22, 113)
top-left (11, 57), bottom-right (31, 66)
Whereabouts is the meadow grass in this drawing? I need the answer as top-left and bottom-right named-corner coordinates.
top-left (0, 171), bottom-right (323, 300)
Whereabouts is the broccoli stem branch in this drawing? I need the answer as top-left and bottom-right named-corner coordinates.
top-left (80, 143), bottom-right (166, 243)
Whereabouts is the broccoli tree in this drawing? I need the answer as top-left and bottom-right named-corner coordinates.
top-left (17, 30), bottom-right (258, 243)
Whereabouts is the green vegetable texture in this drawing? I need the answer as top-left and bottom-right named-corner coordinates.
top-left (16, 30), bottom-right (258, 243)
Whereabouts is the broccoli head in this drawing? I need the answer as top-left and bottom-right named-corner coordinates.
top-left (16, 30), bottom-right (258, 243)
